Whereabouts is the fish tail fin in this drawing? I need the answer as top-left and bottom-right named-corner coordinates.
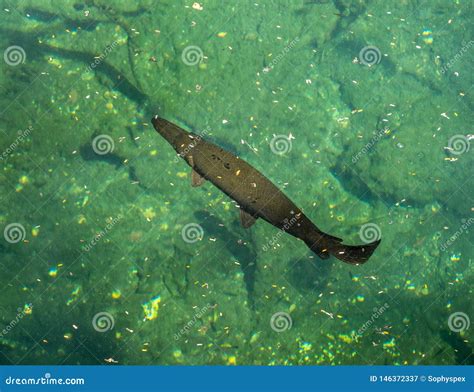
top-left (328, 238), bottom-right (381, 265)
top-left (306, 234), bottom-right (381, 265)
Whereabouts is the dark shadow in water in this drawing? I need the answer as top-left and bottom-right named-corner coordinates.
top-left (440, 329), bottom-right (474, 365)
top-left (286, 256), bottom-right (333, 294)
top-left (194, 210), bottom-right (257, 309)
top-left (0, 27), bottom-right (148, 107)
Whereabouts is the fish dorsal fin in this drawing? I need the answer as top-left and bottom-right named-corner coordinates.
top-left (240, 208), bottom-right (257, 228)
top-left (191, 169), bottom-right (206, 187)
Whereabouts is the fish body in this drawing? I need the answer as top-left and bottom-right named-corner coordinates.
top-left (152, 116), bottom-right (380, 264)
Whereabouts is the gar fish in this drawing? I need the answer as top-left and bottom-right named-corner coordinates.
top-left (152, 116), bottom-right (381, 264)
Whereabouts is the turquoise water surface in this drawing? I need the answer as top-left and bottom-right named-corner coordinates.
top-left (0, 0), bottom-right (472, 365)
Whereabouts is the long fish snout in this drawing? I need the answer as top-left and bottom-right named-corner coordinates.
top-left (151, 115), bottom-right (187, 150)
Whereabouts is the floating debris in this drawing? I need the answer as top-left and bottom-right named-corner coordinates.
top-left (142, 295), bottom-right (161, 321)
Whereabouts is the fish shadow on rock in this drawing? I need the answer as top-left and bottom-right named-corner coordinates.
top-left (194, 210), bottom-right (258, 308)
top-left (286, 256), bottom-right (334, 293)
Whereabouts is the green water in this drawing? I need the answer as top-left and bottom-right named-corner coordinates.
top-left (0, 0), bottom-right (472, 365)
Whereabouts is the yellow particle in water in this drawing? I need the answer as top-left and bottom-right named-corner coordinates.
top-left (450, 254), bottom-right (461, 262)
top-left (159, 223), bottom-right (168, 231)
top-left (227, 356), bottom-right (237, 365)
top-left (422, 29), bottom-right (433, 45)
top-left (48, 267), bottom-right (58, 278)
top-left (421, 284), bottom-right (429, 296)
top-left (217, 32), bottom-right (227, 38)
top-left (19, 175), bottom-right (29, 185)
top-left (150, 150), bottom-right (158, 156)
top-left (32, 226), bottom-right (40, 237)
top-left (24, 303), bottom-right (33, 315)
top-left (177, 171), bottom-right (187, 178)
top-left (142, 295), bottom-right (161, 320)
top-left (338, 334), bottom-right (352, 344)
top-left (111, 290), bottom-right (121, 299)
top-left (383, 337), bottom-right (396, 349)
top-left (106, 102), bottom-right (114, 110)
top-left (77, 214), bottom-right (86, 224)
top-left (356, 295), bottom-right (365, 302)
top-left (142, 207), bottom-right (156, 220)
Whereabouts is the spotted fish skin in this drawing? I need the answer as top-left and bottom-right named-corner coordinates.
top-left (152, 116), bottom-right (381, 264)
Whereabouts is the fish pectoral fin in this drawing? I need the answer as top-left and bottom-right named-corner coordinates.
top-left (240, 208), bottom-right (257, 228)
top-left (191, 169), bottom-right (206, 187)
top-left (188, 155), bottom-right (206, 187)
